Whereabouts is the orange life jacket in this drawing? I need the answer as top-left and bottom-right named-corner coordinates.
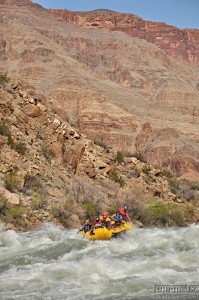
top-left (102, 212), bottom-right (110, 220)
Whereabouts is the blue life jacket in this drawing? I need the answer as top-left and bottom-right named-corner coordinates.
top-left (114, 214), bottom-right (123, 222)
top-left (83, 224), bottom-right (92, 232)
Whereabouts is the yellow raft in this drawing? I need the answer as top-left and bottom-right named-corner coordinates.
top-left (79, 222), bottom-right (132, 241)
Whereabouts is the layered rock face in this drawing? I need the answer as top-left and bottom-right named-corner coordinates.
top-left (0, 1), bottom-right (199, 179)
top-left (1, 78), bottom-right (190, 230)
top-left (50, 9), bottom-right (199, 66)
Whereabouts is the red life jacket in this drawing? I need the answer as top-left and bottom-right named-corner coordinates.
top-left (92, 219), bottom-right (103, 226)
top-left (119, 208), bottom-right (126, 216)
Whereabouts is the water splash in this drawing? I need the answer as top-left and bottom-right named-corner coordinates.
top-left (0, 223), bottom-right (198, 299)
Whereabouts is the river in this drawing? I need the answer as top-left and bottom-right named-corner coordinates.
top-left (0, 223), bottom-right (199, 300)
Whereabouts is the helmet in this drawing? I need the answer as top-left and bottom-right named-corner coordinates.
top-left (106, 218), bottom-right (110, 221)
top-left (124, 205), bottom-right (128, 210)
top-left (86, 219), bottom-right (89, 224)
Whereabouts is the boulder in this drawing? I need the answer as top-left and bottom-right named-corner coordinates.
top-left (3, 189), bottom-right (20, 205)
top-left (84, 161), bottom-right (97, 178)
top-left (22, 103), bottom-right (42, 118)
top-left (67, 214), bottom-right (81, 228)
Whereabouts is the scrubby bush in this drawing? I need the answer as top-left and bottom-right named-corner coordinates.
top-left (0, 72), bottom-right (9, 85)
top-left (84, 201), bottom-right (96, 219)
top-left (128, 167), bottom-right (140, 178)
top-left (3, 172), bottom-right (19, 192)
top-left (116, 150), bottom-right (124, 164)
top-left (132, 151), bottom-right (146, 163)
top-left (13, 141), bottom-right (27, 155)
top-left (124, 188), bottom-right (147, 220)
top-left (169, 178), bottom-right (197, 201)
top-left (0, 119), bottom-right (26, 155)
top-left (94, 139), bottom-right (109, 150)
top-left (5, 206), bottom-right (28, 219)
top-left (162, 168), bottom-right (173, 179)
top-left (50, 199), bottom-right (77, 227)
top-left (141, 199), bottom-right (196, 227)
top-left (107, 205), bottom-right (118, 215)
top-left (7, 137), bottom-right (27, 155)
top-left (108, 169), bottom-right (125, 187)
top-left (24, 173), bottom-right (42, 190)
top-left (0, 119), bottom-right (11, 137)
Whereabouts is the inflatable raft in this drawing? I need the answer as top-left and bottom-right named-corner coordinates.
top-left (79, 222), bottom-right (132, 241)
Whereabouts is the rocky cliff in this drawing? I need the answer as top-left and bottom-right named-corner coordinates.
top-left (50, 9), bottom-right (199, 66)
top-left (0, 1), bottom-right (199, 181)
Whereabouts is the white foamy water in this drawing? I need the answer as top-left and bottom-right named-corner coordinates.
top-left (0, 223), bottom-right (199, 300)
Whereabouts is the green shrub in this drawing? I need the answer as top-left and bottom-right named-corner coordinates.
top-left (24, 173), bottom-right (43, 191)
top-left (3, 172), bottom-right (18, 192)
top-left (0, 120), bottom-right (26, 155)
top-left (5, 206), bottom-right (28, 218)
top-left (132, 151), bottom-right (146, 163)
top-left (94, 139), bottom-right (109, 150)
top-left (142, 199), bottom-right (196, 227)
top-left (7, 137), bottom-right (27, 155)
top-left (84, 201), bottom-right (96, 219)
top-left (108, 169), bottom-right (125, 187)
top-left (13, 141), bottom-right (27, 155)
top-left (0, 119), bottom-right (11, 137)
top-left (162, 168), bottom-right (173, 179)
top-left (0, 72), bottom-right (9, 85)
top-left (116, 150), bottom-right (124, 164)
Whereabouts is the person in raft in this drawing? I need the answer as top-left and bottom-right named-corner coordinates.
top-left (92, 215), bottom-right (103, 228)
top-left (81, 219), bottom-right (92, 233)
top-left (119, 205), bottom-right (131, 222)
top-left (112, 210), bottom-right (123, 227)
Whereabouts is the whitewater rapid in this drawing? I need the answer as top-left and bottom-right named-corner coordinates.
top-left (0, 223), bottom-right (199, 300)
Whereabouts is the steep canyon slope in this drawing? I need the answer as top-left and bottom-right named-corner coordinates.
top-left (0, 0), bottom-right (199, 180)
top-left (2, 76), bottom-right (197, 230)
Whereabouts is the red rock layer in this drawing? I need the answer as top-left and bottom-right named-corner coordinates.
top-left (49, 9), bottom-right (199, 65)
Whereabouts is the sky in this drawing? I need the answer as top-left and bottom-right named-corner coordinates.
top-left (33, 0), bottom-right (199, 29)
